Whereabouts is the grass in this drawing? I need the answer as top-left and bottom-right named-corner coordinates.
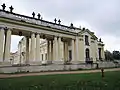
top-left (0, 71), bottom-right (120, 90)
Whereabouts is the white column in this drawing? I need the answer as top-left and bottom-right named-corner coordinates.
top-left (4, 29), bottom-right (11, 63)
top-left (36, 34), bottom-right (40, 61)
top-left (66, 42), bottom-right (68, 61)
top-left (102, 47), bottom-right (105, 60)
top-left (0, 28), bottom-right (4, 62)
top-left (26, 36), bottom-right (29, 64)
top-left (75, 37), bottom-right (79, 61)
top-left (72, 39), bottom-right (75, 61)
top-left (47, 40), bottom-right (50, 60)
top-left (58, 37), bottom-right (61, 60)
top-left (54, 36), bottom-right (58, 60)
top-left (30, 33), bottom-right (35, 62)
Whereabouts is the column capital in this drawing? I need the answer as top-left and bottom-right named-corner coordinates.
top-left (35, 32), bottom-right (41, 36)
top-left (58, 34), bottom-right (62, 38)
top-left (54, 35), bottom-right (58, 38)
top-left (31, 32), bottom-right (35, 37)
top-left (54, 36), bottom-right (58, 39)
top-left (25, 36), bottom-right (30, 38)
top-left (0, 27), bottom-right (9, 30)
top-left (72, 38), bottom-right (75, 40)
top-left (76, 36), bottom-right (79, 39)
top-left (0, 27), bottom-right (4, 30)
top-left (46, 38), bottom-right (51, 41)
top-left (30, 32), bottom-right (35, 35)
top-left (0, 27), bottom-right (12, 30)
top-left (36, 33), bottom-right (40, 37)
top-left (54, 35), bottom-right (62, 40)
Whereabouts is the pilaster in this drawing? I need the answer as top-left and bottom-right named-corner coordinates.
top-left (0, 28), bottom-right (4, 63)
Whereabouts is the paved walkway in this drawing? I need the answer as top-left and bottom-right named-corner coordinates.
top-left (0, 68), bottom-right (120, 78)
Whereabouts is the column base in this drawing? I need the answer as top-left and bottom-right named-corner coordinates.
top-left (52, 60), bottom-right (64, 64)
top-left (41, 60), bottom-right (52, 65)
top-left (41, 60), bottom-right (47, 65)
top-left (29, 61), bottom-right (42, 65)
top-left (0, 61), bottom-right (11, 66)
top-left (70, 61), bottom-right (79, 64)
top-left (46, 60), bottom-right (52, 64)
top-left (71, 61), bottom-right (86, 64)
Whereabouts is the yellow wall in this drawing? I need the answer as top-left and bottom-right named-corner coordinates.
top-left (78, 37), bottom-right (84, 62)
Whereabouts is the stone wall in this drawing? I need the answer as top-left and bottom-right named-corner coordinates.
top-left (0, 61), bottom-right (119, 73)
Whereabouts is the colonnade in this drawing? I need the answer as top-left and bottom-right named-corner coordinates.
top-left (0, 27), bottom-right (105, 65)
top-left (0, 27), bottom-right (80, 65)
top-left (24, 33), bottom-right (80, 64)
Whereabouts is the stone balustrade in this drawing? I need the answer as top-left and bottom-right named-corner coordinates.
top-left (0, 10), bottom-right (78, 33)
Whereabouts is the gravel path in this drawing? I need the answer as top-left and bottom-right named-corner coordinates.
top-left (0, 68), bottom-right (120, 78)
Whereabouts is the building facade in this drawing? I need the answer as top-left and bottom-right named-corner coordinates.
top-left (14, 28), bottom-right (105, 65)
top-left (0, 6), bottom-right (105, 66)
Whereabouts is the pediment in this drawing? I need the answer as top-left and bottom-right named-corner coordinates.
top-left (78, 29), bottom-right (98, 40)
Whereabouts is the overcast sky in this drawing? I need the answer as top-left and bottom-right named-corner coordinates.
top-left (0, 0), bottom-right (120, 52)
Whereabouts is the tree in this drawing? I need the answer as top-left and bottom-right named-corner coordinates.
top-left (112, 51), bottom-right (120, 60)
top-left (104, 50), bottom-right (113, 61)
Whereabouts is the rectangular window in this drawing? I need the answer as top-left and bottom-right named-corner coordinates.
top-left (85, 35), bottom-right (89, 45)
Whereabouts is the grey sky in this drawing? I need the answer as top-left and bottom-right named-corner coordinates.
top-left (0, 0), bottom-right (120, 52)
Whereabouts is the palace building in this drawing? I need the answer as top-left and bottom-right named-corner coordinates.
top-left (0, 4), bottom-right (105, 66)
top-left (13, 27), bottom-right (105, 65)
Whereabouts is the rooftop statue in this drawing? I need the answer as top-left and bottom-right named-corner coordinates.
top-left (1, 3), bottom-right (6, 11)
top-left (58, 19), bottom-right (61, 24)
top-left (54, 18), bottom-right (57, 24)
top-left (37, 13), bottom-right (41, 19)
top-left (9, 5), bottom-right (14, 13)
top-left (32, 12), bottom-right (35, 18)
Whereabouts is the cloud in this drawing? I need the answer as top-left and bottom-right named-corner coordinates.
top-left (1, 0), bottom-right (120, 52)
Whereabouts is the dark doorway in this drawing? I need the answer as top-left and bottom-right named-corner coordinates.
top-left (98, 48), bottom-right (102, 60)
top-left (85, 48), bottom-right (93, 64)
top-left (86, 48), bottom-right (90, 61)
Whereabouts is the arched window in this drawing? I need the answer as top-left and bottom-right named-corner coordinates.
top-left (86, 48), bottom-right (90, 61)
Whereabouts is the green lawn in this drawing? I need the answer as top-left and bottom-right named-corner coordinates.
top-left (0, 71), bottom-right (120, 90)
